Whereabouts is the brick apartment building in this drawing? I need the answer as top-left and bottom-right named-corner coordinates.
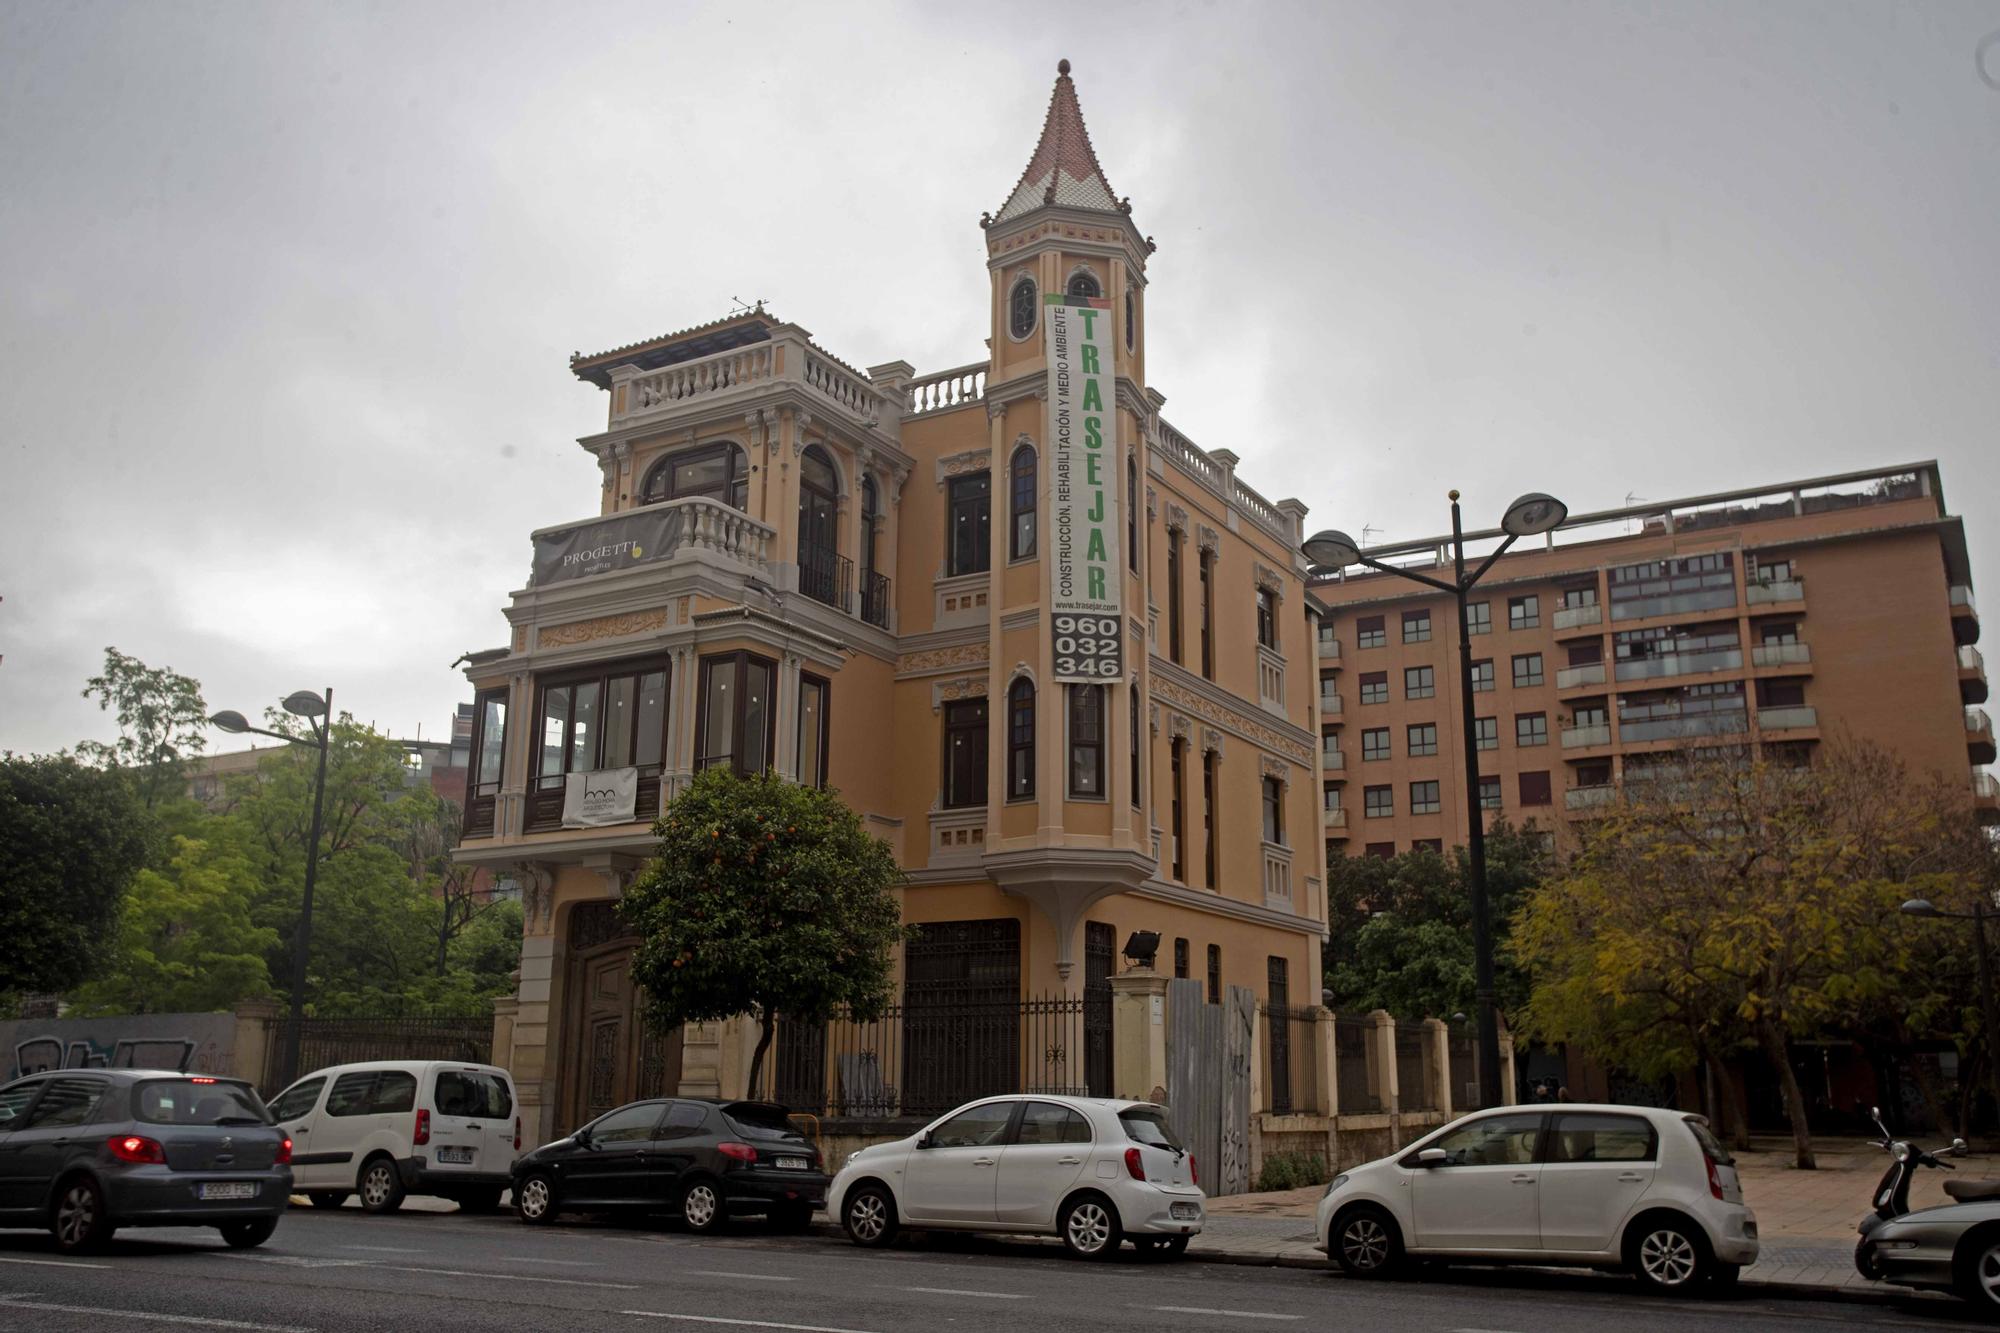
top-left (1308, 464), bottom-right (1992, 859)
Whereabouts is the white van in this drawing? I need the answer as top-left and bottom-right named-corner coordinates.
top-left (266, 1061), bottom-right (519, 1213)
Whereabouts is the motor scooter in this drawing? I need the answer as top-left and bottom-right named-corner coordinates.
top-left (1854, 1104), bottom-right (1981, 1292)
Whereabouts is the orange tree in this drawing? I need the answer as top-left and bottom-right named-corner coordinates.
top-left (621, 768), bottom-right (909, 1095)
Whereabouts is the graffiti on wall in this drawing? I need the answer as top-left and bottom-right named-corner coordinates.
top-left (13, 1036), bottom-right (199, 1077)
top-left (0, 1013), bottom-right (236, 1083)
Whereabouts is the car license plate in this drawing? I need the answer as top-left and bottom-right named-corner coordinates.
top-left (776, 1156), bottom-right (809, 1170)
top-left (1170, 1202), bottom-right (1199, 1220)
top-left (200, 1182), bottom-right (258, 1201)
top-left (435, 1146), bottom-right (475, 1164)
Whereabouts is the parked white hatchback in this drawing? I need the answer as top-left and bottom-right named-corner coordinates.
top-left (828, 1095), bottom-right (1203, 1259)
top-left (1317, 1104), bottom-right (1758, 1293)
top-left (266, 1061), bottom-right (519, 1214)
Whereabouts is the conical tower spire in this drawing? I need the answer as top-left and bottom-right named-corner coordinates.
top-left (993, 59), bottom-right (1128, 223)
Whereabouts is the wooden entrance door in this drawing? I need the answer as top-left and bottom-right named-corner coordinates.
top-left (561, 902), bottom-right (683, 1136)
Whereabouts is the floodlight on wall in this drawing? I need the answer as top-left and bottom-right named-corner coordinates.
top-left (1121, 930), bottom-right (1161, 968)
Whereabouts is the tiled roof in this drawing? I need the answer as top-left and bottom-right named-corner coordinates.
top-left (994, 60), bottom-right (1125, 224)
top-left (570, 308), bottom-right (781, 378)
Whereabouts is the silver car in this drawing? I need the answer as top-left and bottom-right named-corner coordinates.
top-left (0, 1069), bottom-right (291, 1252)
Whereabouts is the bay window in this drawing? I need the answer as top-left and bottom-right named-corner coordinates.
top-left (697, 652), bottom-right (776, 775)
top-left (529, 660), bottom-right (669, 830)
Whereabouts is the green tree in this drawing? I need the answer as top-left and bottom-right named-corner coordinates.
top-left (0, 753), bottom-right (154, 996)
top-left (622, 769), bottom-right (910, 1092)
top-left (1324, 822), bottom-right (1549, 1020)
top-left (68, 832), bottom-right (278, 1015)
top-left (76, 647), bottom-right (209, 809)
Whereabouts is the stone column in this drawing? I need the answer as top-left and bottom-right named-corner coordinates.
top-left (1499, 1032), bottom-right (1518, 1107)
top-left (1424, 1017), bottom-right (1451, 1120)
top-left (1108, 968), bottom-right (1170, 1102)
top-left (1314, 1009), bottom-right (1339, 1119)
top-left (678, 1022), bottom-right (725, 1098)
top-left (229, 998), bottom-right (283, 1090)
top-left (1367, 1009), bottom-right (1398, 1113)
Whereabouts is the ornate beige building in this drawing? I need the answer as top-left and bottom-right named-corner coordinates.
top-left (456, 62), bottom-right (1329, 1142)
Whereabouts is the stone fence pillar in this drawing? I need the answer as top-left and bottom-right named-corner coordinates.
top-left (1109, 969), bottom-right (1170, 1102)
top-left (1424, 1017), bottom-right (1451, 1119)
top-left (1367, 1009), bottom-right (1398, 1112)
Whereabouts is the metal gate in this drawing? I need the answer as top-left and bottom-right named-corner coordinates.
top-left (1084, 922), bottom-right (1115, 1097)
top-left (1267, 957), bottom-right (1293, 1115)
top-left (902, 919), bottom-right (1021, 1114)
top-left (1165, 977), bottom-right (1255, 1196)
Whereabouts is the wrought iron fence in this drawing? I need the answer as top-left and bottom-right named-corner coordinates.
top-left (1260, 1005), bottom-right (1325, 1115)
top-left (1334, 1016), bottom-right (1380, 1114)
top-left (1395, 1023), bottom-right (1437, 1112)
top-left (259, 1014), bottom-right (492, 1093)
top-left (750, 995), bottom-right (1090, 1121)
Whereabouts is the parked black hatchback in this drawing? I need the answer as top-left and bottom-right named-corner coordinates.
top-left (513, 1098), bottom-right (826, 1232)
top-left (0, 1069), bottom-right (291, 1252)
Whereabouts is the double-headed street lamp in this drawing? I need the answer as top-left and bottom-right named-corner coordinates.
top-left (211, 688), bottom-right (333, 1088)
top-left (1304, 491), bottom-right (1568, 1110)
top-left (1901, 895), bottom-right (2000, 1121)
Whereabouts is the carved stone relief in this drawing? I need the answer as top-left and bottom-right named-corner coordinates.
top-left (538, 609), bottom-right (669, 648)
top-left (896, 643), bottom-right (990, 675)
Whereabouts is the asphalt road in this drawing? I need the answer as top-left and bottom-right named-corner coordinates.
top-left (0, 1203), bottom-right (1985, 1333)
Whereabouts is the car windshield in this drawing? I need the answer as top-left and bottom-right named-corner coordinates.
top-left (1685, 1117), bottom-right (1734, 1166)
top-left (723, 1103), bottom-right (803, 1141)
top-left (136, 1078), bottom-right (269, 1126)
top-left (1119, 1107), bottom-right (1183, 1150)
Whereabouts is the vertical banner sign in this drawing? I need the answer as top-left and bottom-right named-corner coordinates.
top-left (1044, 294), bottom-right (1123, 683)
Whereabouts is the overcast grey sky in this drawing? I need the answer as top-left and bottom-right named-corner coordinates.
top-left (3, 0), bottom-right (1997, 758)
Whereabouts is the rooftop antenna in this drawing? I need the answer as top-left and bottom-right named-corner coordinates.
top-left (1360, 524), bottom-right (1386, 547)
top-left (728, 295), bottom-right (768, 317)
top-left (1624, 492), bottom-right (1649, 535)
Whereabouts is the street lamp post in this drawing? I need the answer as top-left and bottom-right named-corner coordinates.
top-left (1305, 490), bottom-right (1567, 1110)
top-left (1902, 895), bottom-right (2000, 1121)
top-left (211, 688), bottom-right (333, 1088)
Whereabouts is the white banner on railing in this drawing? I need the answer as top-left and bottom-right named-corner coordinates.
top-left (562, 766), bottom-right (637, 828)
top-left (1043, 294), bottom-right (1122, 684)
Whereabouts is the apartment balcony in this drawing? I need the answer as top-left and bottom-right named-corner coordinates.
top-left (1962, 645), bottom-right (1989, 706)
top-left (1618, 710), bottom-right (1749, 744)
top-left (1974, 769), bottom-right (1999, 826)
top-left (1614, 646), bottom-right (1744, 683)
top-left (1564, 784), bottom-right (1616, 812)
top-left (798, 545), bottom-right (852, 613)
top-left (1758, 705), bottom-right (1820, 734)
top-left (1970, 706), bottom-right (1997, 766)
top-left (1953, 585), bottom-right (1980, 646)
top-left (1320, 690), bottom-right (1343, 719)
top-left (1746, 576), bottom-right (1806, 608)
top-left (607, 327), bottom-right (906, 440)
top-left (1317, 633), bottom-right (1341, 665)
top-left (1322, 806), bottom-right (1349, 834)
top-left (1553, 603), bottom-right (1603, 634)
top-left (1751, 642), bottom-right (1813, 671)
top-left (1556, 662), bottom-right (1607, 691)
top-left (1320, 744), bottom-right (1346, 774)
top-left (1609, 586), bottom-right (1738, 623)
top-left (1560, 722), bottom-right (1612, 750)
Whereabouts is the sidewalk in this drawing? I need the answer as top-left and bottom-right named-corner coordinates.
top-left (1184, 1135), bottom-right (2000, 1303)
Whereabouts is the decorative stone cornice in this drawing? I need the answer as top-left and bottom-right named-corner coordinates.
top-left (1254, 561), bottom-right (1284, 594)
top-left (1198, 524), bottom-right (1221, 555)
top-left (538, 609), bottom-right (669, 648)
top-left (896, 640), bottom-right (990, 677)
top-left (931, 675), bottom-right (989, 711)
top-left (1149, 661), bottom-right (1314, 766)
top-left (1260, 755), bottom-right (1291, 780)
top-left (1165, 503), bottom-right (1189, 533)
top-left (935, 449), bottom-right (991, 488)
top-left (1167, 713), bottom-right (1192, 741)
top-left (1201, 726), bottom-right (1225, 756)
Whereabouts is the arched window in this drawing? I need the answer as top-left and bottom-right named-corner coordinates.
top-left (641, 442), bottom-right (748, 511)
top-left (1009, 444), bottom-right (1037, 560)
top-left (798, 445), bottom-right (840, 608)
top-left (1008, 277), bottom-right (1037, 339)
top-left (1067, 270), bottom-right (1101, 300)
top-left (1125, 286), bottom-right (1136, 350)
top-left (1007, 678), bottom-right (1036, 800)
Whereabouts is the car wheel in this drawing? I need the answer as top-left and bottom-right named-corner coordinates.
top-left (1332, 1205), bottom-right (1403, 1279)
top-left (842, 1184), bottom-right (898, 1248)
top-left (306, 1192), bottom-right (349, 1211)
top-left (219, 1217), bottom-right (279, 1249)
top-left (1631, 1218), bottom-right (1708, 1294)
top-left (50, 1177), bottom-right (114, 1253)
top-left (1060, 1193), bottom-right (1123, 1260)
top-left (515, 1173), bottom-right (558, 1225)
top-left (357, 1157), bottom-right (406, 1215)
top-left (680, 1178), bottom-right (725, 1234)
top-left (454, 1187), bottom-right (504, 1214)
top-left (1954, 1231), bottom-right (2000, 1312)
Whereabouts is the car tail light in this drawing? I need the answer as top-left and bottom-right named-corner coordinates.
top-left (1704, 1153), bottom-right (1725, 1201)
top-left (414, 1108), bottom-right (431, 1147)
top-left (718, 1141), bottom-right (758, 1164)
top-left (514, 1116), bottom-right (522, 1151)
top-left (1190, 1154), bottom-right (1199, 1187)
top-left (108, 1135), bottom-right (166, 1165)
top-left (1124, 1147), bottom-right (1147, 1182)
top-left (277, 1137), bottom-right (294, 1165)
top-left (190, 1076), bottom-right (217, 1084)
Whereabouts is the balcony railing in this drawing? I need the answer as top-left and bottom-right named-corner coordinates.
top-left (1953, 586), bottom-right (1978, 613)
top-left (1962, 645), bottom-right (1986, 673)
top-left (1617, 709), bottom-right (1748, 743)
top-left (1322, 806), bottom-right (1348, 831)
top-left (1974, 770), bottom-right (1998, 800)
top-left (1560, 722), bottom-right (1612, 749)
top-left (611, 330), bottom-right (899, 430)
top-left (1565, 784), bottom-right (1616, 810)
top-left (1610, 581), bottom-right (1737, 622)
top-left (1970, 707), bottom-right (1994, 736)
top-left (1556, 662), bottom-right (1606, 690)
top-left (1753, 642), bottom-right (1813, 668)
top-left (1758, 706), bottom-right (1819, 731)
top-left (798, 545), bottom-right (853, 612)
top-left (860, 570), bottom-right (892, 629)
top-left (1747, 577), bottom-right (1806, 605)
top-left (1553, 603), bottom-right (1603, 631)
top-left (529, 495), bottom-right (775, 588)
top-left (1320, 745), bottom-right (1345, 772)
top-left (1317, 633), bottom-right (1341, 663)
top-left (905, 362), bottom-right (987, 417)
top-left (1320, 690), bottom-right (1343, 717)
top-left (1614, 647), bottom-right (1743, 682)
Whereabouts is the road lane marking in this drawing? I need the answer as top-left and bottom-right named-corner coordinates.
top-left (1145, 1307), bottom-right (1302, 1322)
top-left (621, 1316), bottom-right (882, 1333)
top-left (896, 1286), bottom-right (1029, 1299)
top-left (0, 1293), bottom-right (311, 1331)
top-left (0, 1256), bottom-right (112, 1270)
top-left (504, 1257), bottom-right (599, 1267)
top-left (685, 1271), bottom-right (797, 1282)
top-left (376, 1263), bottom-right (635, 1289)
top-left (338, 1245), bottom-right (423, 1254)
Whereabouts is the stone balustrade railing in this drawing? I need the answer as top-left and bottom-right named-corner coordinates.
top-left (906, 363), bottom-right (987, 417)
top-left (610, 333), bottom-right (898, 430)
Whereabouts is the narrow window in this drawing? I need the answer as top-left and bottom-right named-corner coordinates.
top-left (1126, 455), bottom-right (1138, 573)
top-left (1009, 277), bottom-right (1037, 339)
top-left (1067, 685), bottom-right (1104, 798)
top-left (1129, 686), bottom-right (1141, 808)
top-left (942, 699), bottom-right (989, 808)
top-left (1202, 750), bottom-right (1219, 887)
top-left (1471, 659), bottom-right (1495, 692)
top-left (1173, 937), bottom-right (1189, 979)
top-left (1007, 679), bottom-right (1036, 800)
top-left (697, 653), bottom-right (776, 775)
top-left (1478, 775), bottom-right (1502, 810)
top-left (1009, 445), bottom-right (1037, 560)
top-left (947, 472), bottom-right (992, 576)
top-left (1256, 587), bottom-right (1277, 650)
top-left (465, 688), bottom-right (508, 837)
top-left (1261, 775), bottom-right (1285, 845)
top-left (797, 674), bottom-right (829, 788)
top-left (1124, 285), bottom-right (1136, 351)
top-left (1207, 945), bottom-right (1222, 1005)
top-left (1474, 716), bottom-right (1498, 751)
top-left (1200, 550), bottom-right (1216, 677)
top-left (1466, 601), bottom-right (1492, 635)
top-left (1167, 530), bottom-right (1184, 664)
top-left (1170, 738), bottom-right (1187, 880)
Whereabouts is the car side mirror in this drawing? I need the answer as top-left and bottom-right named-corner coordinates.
top-left (1417, 1148), bottom-right (1448, 1166)
top-left (915, 1131), bottom-right (933, 1149)
top-left (573, 1127), bottom-right (592, 1148)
